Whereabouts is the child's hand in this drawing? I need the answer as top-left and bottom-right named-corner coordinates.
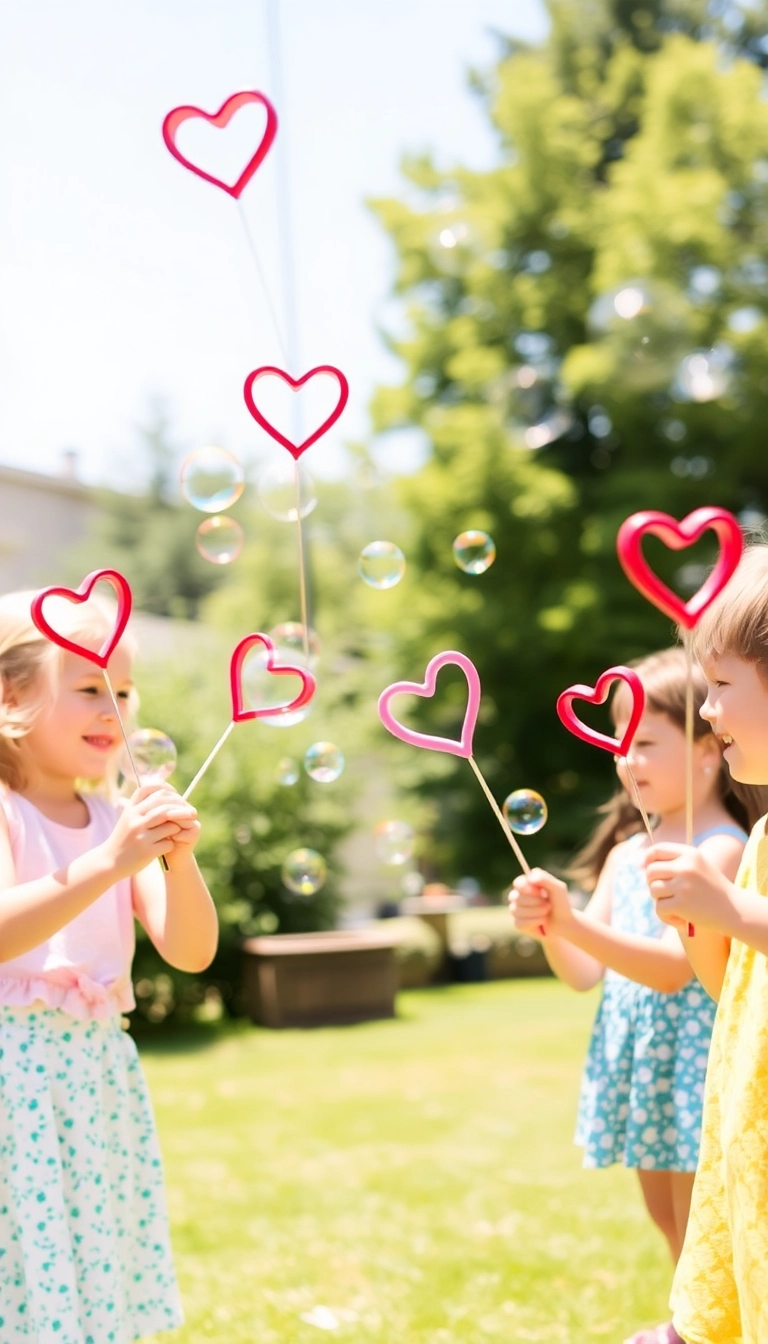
top-left (508, 868), bottom-right (575, 938)
top-left (155, 788), bottom-right (201, 873)
top-left (644, 843), bottom-right (738, 931)
top-left (103, 784), bottom-right (194, 878)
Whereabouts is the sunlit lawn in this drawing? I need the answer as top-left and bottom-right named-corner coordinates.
top-left (142, 979), bottom-right (672, 1343)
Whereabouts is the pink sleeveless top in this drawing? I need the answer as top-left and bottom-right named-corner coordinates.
top-left (0, 790), bottom-right (135, 1020)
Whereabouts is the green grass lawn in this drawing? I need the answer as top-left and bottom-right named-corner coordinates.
top-left (141, 979), bottom-right (673, 1343)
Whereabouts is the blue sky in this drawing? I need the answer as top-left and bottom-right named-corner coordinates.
top-left (0, 0), bottom-right (547, 487)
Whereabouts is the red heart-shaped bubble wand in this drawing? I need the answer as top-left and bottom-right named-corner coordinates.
top-left (378, 651), bottom-right (539, 880)
top-left (617, 508), bottom-right (743, 935)
top-left (243, 365), bottom-right (349, 663)
top-left (181, 634), bottom-right (316, 799)
top-left (557, 666), bottom-right (652, 835)
top-left (557, 667), bottom-right (686, 926)
top-left (31, 571), bottom-right (143, 784)
top-left (31, 571), bottom-right (170, 870)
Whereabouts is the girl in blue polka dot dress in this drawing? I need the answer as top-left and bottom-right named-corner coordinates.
top-left (509, 648), bottom-right (768, 1344)
top-left (0, 590), bottom-right (218, 1343)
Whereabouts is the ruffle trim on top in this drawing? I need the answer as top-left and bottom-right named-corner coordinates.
top-left (0, 969), bottom-right (135, 1020)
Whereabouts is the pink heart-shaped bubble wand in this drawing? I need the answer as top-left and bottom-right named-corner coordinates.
top-left (378, 651), bottom-right (534, 877)
top-left (181, 634), bottom-right (316, 800)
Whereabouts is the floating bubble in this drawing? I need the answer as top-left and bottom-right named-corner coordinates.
top-left (402, 870), bottom-right (425, 898)
top-left (358, 541), bottom-right (406, 590)
top-left (671, 345), bottom-right (735, 403)
top-left (194, 516), bottom-right (242, 565)
top-left (374, 819), bottom-right (415, 865)
top-left (502, 789), bottom-right (548, 836)
top-left (180, 446), bottom-right (245, 513)
top-left (240, 642), bottom-right (314, 729)
top-left (281, 848), bottom-right (327, 896)
top-left (120, 728), bottom-right (177, 785)
top-left (268, 622), bottom-right (322, 668)
top-left (453, 530), bottom-right (496, 575)
top-left (195, 516), bottom-right (243, 565)
top-left (276, 757), bottom-right (300, 786)
top-left (586, 280), bottom-right (691, 391)
top-left (256, 459), bottom-right (318, 521)
top-left (304, 742), bottom-right (345, 783)
top-left (522, 409), bottom-right (574, 449)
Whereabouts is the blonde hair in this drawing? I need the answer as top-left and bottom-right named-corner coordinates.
top-left (568, 646), bottom-right (768, 890)
top-left (0, 589), bottom-right (137, 793)
top-left (690, 544), bottom-right (768, 670)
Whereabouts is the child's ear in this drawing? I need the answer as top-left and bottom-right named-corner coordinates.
top-left (1, 677), bottom-right (19, 709)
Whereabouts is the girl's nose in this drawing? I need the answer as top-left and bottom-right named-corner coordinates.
top-left (699, 695), bottom-right (715, 724)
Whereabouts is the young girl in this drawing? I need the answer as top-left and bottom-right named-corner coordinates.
top-left (508, 648), bottom-right (765, 1344)
top-left (0, 589), bottom-right (218, 1343)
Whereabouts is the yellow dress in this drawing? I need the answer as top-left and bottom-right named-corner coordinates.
top-left (671, 817), bottom-right (768, 1344)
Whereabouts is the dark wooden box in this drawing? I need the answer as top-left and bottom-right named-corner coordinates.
top-left (241, 929), bottom-right (399, 1028)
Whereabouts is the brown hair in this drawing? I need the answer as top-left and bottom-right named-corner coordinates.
top-left (567, 646), bottom-right (768, 891)
top-left (690, 543), bottom-right (768, 671)
top-left (0, 589), bottom-right (137, 793)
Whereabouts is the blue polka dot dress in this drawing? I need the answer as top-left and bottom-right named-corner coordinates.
top-left (575, 826), bottom-right (746, 1172)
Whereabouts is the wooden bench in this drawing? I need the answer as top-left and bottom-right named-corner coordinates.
top-left (242, 929), bottom-right (399, 1029)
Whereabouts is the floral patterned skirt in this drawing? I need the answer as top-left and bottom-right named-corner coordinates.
top-left (0, 1006), bottom-right (182, 1343)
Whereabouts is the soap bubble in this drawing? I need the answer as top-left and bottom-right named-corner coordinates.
top-left (180, 446), bottom-right (245, 513)
top-left (586, 280), bottom-right (691, 391)
top-left (671, 344), bottom-right (735, 403)
top-left (304, 742), bottom-right (345, 783)
top-left (256, 460), bottom-right (318, 521)
top-left (502, 789), bottom-right (548, 835)
top-left (268, 622), bottom-right (321, 669)
top-left (119, 728), bottom-right (177, 786)
top-left (195, 516), bottom-right (243, 565)
top-left (358, 541), bottom-right (406, 589)
top-left (374, 819), bottom-right (415, 865)
top-left (240, 641), bottom-right (314, 728)
top-left (453, 530), bottom-right (496, 575)
top-left (276, 757), bottom-right (300, 786)
top-left (402, 870), bottom-right (425, 898)
top-left (281, 848), bottom-right (327, 896)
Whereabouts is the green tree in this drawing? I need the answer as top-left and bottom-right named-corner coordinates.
top-left (369, 0), bottom-right (768, 891)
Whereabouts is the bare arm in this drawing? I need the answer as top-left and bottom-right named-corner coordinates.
top-left (509, 850), bottom-right (618, 992)
top-left (665, 835), bottom-right (742, 1002)
top-left (132, 805), bottom-right (218, 974)
top-left (510, 844), bottom-right (694, 994)
top-left (0, 788), bottom-right (186, 963)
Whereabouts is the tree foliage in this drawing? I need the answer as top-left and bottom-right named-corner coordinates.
top-left (369, 0), bottom-right (768, 890)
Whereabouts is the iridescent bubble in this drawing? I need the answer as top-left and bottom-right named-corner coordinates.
top-left (195, 516), bottom-right (244, 565)
top-left (402, 870), bottom-right (425, 898)
top-left (268, 622), bottom-right (321, 669)
top-left (276, 757), bottom-right (300, 786)
top-left (304, 742), bottom-right (345, 783)
top-left (453, 530), bottom-right (496, 575)
top-left (240, 642), bottom-right (314, 729)
top-left (256, 460), bottom-right (318, 522)
top-left (120, 728), bottom-right (177, 785)
top-left (374, 819), bottom-right (415, 865)
top-left (281, 848), bottom-right (327, 896)
top-left (671, 345), bottom-right (735, 403)
top-left (358, 541), bottom-right (406, 590)
top-left (180, 446), bottom-right (245, 513)
top-left (502, 789), bottom-right (548, 836)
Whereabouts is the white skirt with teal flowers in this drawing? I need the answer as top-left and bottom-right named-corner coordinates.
top-left (0, 1006), bottom-right (182, 1343)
